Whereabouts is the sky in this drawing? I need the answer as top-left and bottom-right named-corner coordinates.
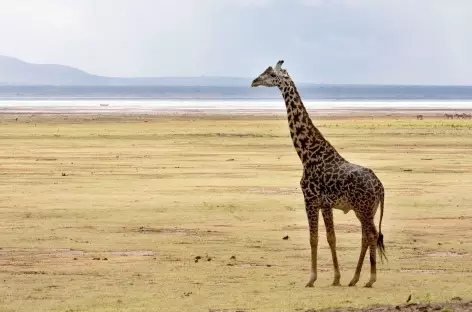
top-left (0, 0), bottom-right (471, 84)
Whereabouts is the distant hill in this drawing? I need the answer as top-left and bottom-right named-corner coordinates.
top-left (0, 55), bottom-right (249, 86)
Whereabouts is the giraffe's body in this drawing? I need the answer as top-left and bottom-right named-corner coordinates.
top-left (251, 60), bottom-right (387, 288)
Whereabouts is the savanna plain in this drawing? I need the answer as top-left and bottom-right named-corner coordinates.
top-left (1, 113), bottom-right (472, 312)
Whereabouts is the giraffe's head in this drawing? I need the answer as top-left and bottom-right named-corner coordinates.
top-left (251, 60), bottom-right (290, 88)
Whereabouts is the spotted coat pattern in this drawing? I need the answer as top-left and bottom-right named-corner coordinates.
top-left (251, 60), bottom-right (387, 288)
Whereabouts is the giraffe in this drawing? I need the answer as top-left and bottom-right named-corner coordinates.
top-left (251, 60), bottom-right (387, 288)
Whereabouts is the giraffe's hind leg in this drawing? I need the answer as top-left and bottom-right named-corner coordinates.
top-left (322, 208), bottom-right (341, 286)
top-left (364, 222), bottom-right (379, 288)
top-left (348, 225), bottom-right (368, 287)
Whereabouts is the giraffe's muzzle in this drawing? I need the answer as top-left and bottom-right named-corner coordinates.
top-left (251, 78), bottom-right (261, 87)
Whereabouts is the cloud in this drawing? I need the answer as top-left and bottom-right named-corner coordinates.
top-left (0, 0), bottom-right (471, 84)
top-left (298, 0), bottom-right (367, 7)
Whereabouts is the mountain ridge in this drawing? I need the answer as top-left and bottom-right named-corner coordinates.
top-left (2, 55), bottom-right (472, 88)
top-left (0, 55), bottom-right (250, 86)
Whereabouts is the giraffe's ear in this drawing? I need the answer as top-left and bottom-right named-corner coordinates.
top-left (275, 60), bottom-right (284, 70)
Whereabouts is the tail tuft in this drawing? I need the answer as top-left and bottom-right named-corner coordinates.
top-left (377, 232), bottom-right (387, 263)
top-left (377, 190), bottom-right (387, 263)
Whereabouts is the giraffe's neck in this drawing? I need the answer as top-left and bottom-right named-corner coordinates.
top-left (279, 81), bottom-right (344, 166)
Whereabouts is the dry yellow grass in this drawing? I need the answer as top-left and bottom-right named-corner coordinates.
top-left (1, 113), bottom-right (472, 312)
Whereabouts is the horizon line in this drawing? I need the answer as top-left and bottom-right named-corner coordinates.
top-left (2, 55), bottom-right (472, 87)
top-left (1, 83), bottom-right (472, 88)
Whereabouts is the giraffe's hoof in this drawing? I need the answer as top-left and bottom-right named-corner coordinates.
top-left (332, 281), bottom-right (341, 287)
top-left (305, 274), bottom-right (316, 287)
top-left (364, 283), bottom-right (373, 288)
top-left (348, 281), bottom-right (357, 287)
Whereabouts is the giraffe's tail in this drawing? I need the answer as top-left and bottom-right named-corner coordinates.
top-left (377, 191), bottom-right (387, 264)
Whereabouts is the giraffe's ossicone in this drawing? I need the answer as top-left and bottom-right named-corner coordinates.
top-left (251, 60), bottom-right (387, 288)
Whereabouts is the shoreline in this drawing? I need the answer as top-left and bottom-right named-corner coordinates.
top-left (1, 106), bottom-right (472, 117)
top-left (2, 98), bottom-right (472, 117)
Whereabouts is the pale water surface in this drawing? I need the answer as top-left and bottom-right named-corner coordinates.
top-left (1, 99), bottom-right (472, 114)
top-left (2, 85), bottom-right (472, 114)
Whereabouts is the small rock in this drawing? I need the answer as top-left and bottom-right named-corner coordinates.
top-left (102, 258), bottom-right (108, 261)
top-left (282, 235), bottom-right (289, 240)
top-left (406, 294), bottom-right (412, 303)
top-left (452, 296), bottom-right (462, 301)
top-left (73, 258), bottom-right (77, 260)
top-left (266, 264), bottom-right (272, 267)
top-left (230, 256), bottom-right (236, 260)
top-left (93, 257), bottom-right (100, 260)
top-left (438, 242), bottom-right (442, 245)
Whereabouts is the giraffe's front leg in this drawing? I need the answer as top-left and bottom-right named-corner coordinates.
top-left (305, 204), bottom-right (319, 287)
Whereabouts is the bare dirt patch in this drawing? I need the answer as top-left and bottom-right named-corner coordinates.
top-left (135, 226), bottom-right (197, 235)
top-left (310, 299), bottom-right (472, 312)
top-left (246, 187), bottom-right (298, 195)
top-left (107, 250), bottom-right (154, 256)
top-left (209, 309), bottom-right (251, 312)
top-left (133, 226), bottom-right (220, 236)
top-left (424, 251), bottom-right (468, 257)
top-left (0, 248), bottom-right (155, 258)
top-left (399, 269), bottom-right (445, 274)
